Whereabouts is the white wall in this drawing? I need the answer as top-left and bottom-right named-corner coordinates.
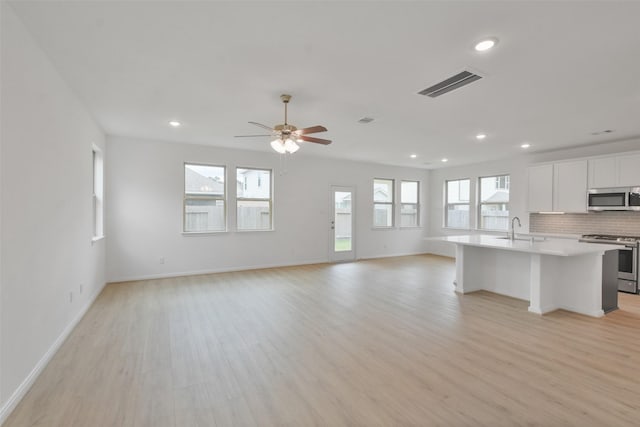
top-left (426, 138), bottom-right (640, 257)
top-left (0, 4), bottom-right (106, 422)
top-left (106, 136), bottom-right (429, 282)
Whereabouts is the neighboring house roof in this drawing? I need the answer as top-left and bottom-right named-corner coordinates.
top-left (338, 193), bottom-right (351, 202)
top-left (484, 189), bottom-right (509, 203)
top-left (185, 168), bottom-right (224, 195)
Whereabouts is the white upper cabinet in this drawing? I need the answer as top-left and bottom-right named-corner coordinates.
top-left (618, 153), bottom-right (640, 187)
top-left (528, 160), bottom-right (588, 213)
top-left (588, 157), bottom-right (617, 188)
top-left (527, 164), bottom-right (553, 212)
top-left (588, 152), bottom-right (640, 188)
top-left (554, 160), bottom-right (588, 213)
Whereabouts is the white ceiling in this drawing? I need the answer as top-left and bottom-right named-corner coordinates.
top-left (9, 1), bottom-right (640, 168)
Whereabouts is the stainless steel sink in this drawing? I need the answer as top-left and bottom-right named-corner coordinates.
top-left (496, 236), bottom-right (532, 242)
top-left (496, 236), bottom-right (545, 242)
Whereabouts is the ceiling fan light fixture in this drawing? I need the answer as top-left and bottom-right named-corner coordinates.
top-left (270, 138), bottom-right (286, 154)
top-left (240, 94), bottom-right (332, 152)
top-left (284, 138), bottom-right (300, 153)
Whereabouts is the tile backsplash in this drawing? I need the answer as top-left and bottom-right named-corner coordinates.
top-left (530, 212), bottom-right (640, 236)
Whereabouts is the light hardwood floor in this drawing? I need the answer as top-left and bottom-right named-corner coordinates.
top-left (6, 255), bottom-right (640, 426)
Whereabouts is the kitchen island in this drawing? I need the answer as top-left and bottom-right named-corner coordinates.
top-left (432, 235), bottom-right (620, 317)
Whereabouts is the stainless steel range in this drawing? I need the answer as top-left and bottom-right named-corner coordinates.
top-left (580, 234), bottom-right (640, 294)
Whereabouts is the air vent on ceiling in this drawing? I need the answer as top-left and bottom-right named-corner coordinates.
top-left (418, 70), bottom-right (482, 98)
top-left (358, 117), bottom-right (374, 124)
top-left (591, 129), bottom-right (614, 136)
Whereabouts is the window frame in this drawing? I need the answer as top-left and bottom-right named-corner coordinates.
top-left (236, 166), bottom-right (273, 232)
top-left (373, 178), bottom-right (395, 228)
top-left (183, 162), bottom-right (227, 233)
top-left (92, 146), bottom-right (104, 241)
top-left (399, 180), bottom-right (420, 228)
top-left (477, 174), bottom-right (510, 231)
top-left (444, 178), bottom-right (471, 229)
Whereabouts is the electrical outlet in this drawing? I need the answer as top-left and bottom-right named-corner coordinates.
top-left (79, 284), bottom-right (83, 294)
top-left (159, 256), bottom-right (165, 264)
top-left (69, 292), bottom-right (73, 303)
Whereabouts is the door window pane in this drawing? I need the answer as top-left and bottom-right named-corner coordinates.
top-left (334, 191), bottom-right (352, 251)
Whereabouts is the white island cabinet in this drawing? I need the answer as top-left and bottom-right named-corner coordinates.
top-left (432, 235), bottom-right (619, 317)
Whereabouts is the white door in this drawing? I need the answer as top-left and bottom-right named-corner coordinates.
top-left (330, 186), bottom-right (355, 262)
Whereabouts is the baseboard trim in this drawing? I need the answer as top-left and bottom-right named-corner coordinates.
top-left (108, 252), bottom-right (435, 284)
top-left (107, 258), bottom-right (330, 284)
top-left (0, 281), bottom-right (106, 425)
top-left (357, 251), bottom-right (430, 261)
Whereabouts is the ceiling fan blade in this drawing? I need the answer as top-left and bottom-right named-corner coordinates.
top-left (299, 135), bottom-right (332, 145)
top-left (234, 134), bottom-right (272, 138)
top-left (248, 121), bottom-right (274, 131)
top-left (295, 125), bottom-right (328, 135)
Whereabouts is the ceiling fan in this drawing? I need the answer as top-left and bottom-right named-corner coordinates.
top-left (235, 94), bottom-right (332, 153)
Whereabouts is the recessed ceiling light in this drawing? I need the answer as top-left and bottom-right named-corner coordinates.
top-left (521, 143), bottom-right (531, 149)
top-left (476, 133), bottom-right (487, 140)
top-left (169, 121), bottom-right (181, 127)
top-left (441, 158), bottom-right (449, 163)
top-left (410, 154), bottom-right (417, 159)
top-left (475, 37), bottom-right (498, 52)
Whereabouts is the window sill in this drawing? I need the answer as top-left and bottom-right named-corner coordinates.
top-left (182, 231), bottom-right (228, 236)
top-left (372, 226), bottom-right (396, 230)
top-left (91, 236), bottom-right (104, 244)
top-left (399, 226), bottom-right (423, 230)
top-left (442, 227), bottom-right (471, 231)
top-left (235, 229), bottom-right (275, 233)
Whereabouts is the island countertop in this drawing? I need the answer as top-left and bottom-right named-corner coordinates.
top-left (430, 234), bottom-right (621, 257)
top-left (430, 234), bottom-right (620, 317)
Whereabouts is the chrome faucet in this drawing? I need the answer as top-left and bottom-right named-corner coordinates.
top-left (510, 216), bottom-right (521, 240)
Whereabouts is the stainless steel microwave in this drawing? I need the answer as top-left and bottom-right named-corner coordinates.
top-left (588, 187), bottom-right (640, 211)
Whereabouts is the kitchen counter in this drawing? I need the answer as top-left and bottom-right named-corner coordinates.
top-left (436, 234), bottom-right (621, 256)
top-left (431, 235), bottom-right (619, 317)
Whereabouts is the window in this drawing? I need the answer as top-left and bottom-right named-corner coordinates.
top-left (496, 175), bottom-right (510, 190)
top-left (400, 180), bottom-right (419, 227)
top-left (373, 178), bottom-right (394, 227)
top-left (184, 163), bottom-right (226, 232)
top-left (237, 168), bottom-right (272, 231)
top-left (445, 179), bottom-right (470, 228)
top-left (92, 147), bottom-right (104, 239)
top-left (479, 175), bottom-right (510, 231)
